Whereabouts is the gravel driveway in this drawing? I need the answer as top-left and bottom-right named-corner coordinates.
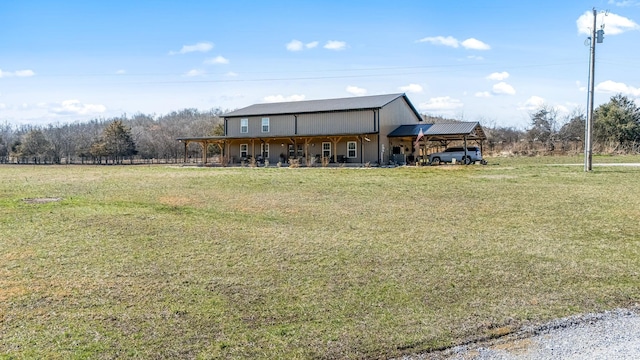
top-left (404, 308), bottom-right (640, 359)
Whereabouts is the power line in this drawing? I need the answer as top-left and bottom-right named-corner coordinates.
top-left (23, 60), bottom-right (585, 83)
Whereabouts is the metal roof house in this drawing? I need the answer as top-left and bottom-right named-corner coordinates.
top-left (177, 93), bottom-right (486, 166)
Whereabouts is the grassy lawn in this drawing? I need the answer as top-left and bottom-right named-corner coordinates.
top-left (2, 155), bottom-right (640, 359)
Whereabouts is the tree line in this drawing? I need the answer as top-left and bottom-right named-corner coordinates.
top-left (484, 94), bottom-right (640, 156)
top-left (0, 108), bottom-right (224, 164)
top-left (1, 95), bottom-right (639, 164)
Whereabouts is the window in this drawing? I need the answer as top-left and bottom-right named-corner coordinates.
top-left (261, 143), bottom-right (269, 158)
top-left (347, 141), bottom-right (357, 158)
top-left (240, 144), bottom-right (248, 158)
top-left (240, 118), bottom-right (248, 133)
top-left (290, 144), bottom-right (304, 158)
top-left (322, 142), bottom-right (331, 158)
top-left (262, 118), bottom-right (269, 132)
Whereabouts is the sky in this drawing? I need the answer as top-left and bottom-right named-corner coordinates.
top-left (1, 0), bottom-right (640, 129)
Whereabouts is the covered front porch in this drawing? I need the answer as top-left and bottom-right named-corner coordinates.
top-left (177, 132), bottom-right (379, 166)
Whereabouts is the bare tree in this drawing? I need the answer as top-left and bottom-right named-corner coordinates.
top-left (527, 105), bottom-right (558, 151)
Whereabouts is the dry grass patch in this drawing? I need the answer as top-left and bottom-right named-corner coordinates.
top-left (22, 197), bottom-right (62, 204)
top-left (1, 161), bottom-right (640, 358)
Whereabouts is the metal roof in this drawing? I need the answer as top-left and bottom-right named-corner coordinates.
top-left (388, 122), bottom-right (486, 140)
top-left (223, 93), bottom-right (417, 118)
top-left (387, 124), bottom-right (432, 137)
top-left (426, 122), bottom-right (481, 136)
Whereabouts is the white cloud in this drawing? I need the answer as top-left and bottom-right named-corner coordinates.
top-left (346, 86), bottom-right (367, 96)
top-left (461, 38), bottom-right (491, 50)
top-left (418, 96), bottom-right (464, 111)
top-left (475, 91), bottom-right (492, 98)
top-left (417, 36), bottom-right (490, 50)
top-left (492, 82), bottom-right (516, 95)
top-left (286, 40), bottom-right (304, 51)
top-left (467, 55), bottom-right (484, 61)
top-left (486, 72), bottom-right (510, 81)
top-left (555, 104), bottom-right (570, 114)
top-left (185, 69), bottom-right (205, 77)
top-left (324, 40), bottom-right (347, 50)
top-left (518, 96), bottom-right (545, 111)
top-left (50, 100), bottom-right (106, 115)
top-left (287, 40), bottom-right (321, 51)
top-left (170, 42), bottom-right (214, 55)
top-left (577, 11), bottom-right (639, 35)
top-left (595, 80), bottom-right (640, 96)
top-left (263, 94), bottom-right (306, 102)
top-left (15, 70), bottom-right (35, 77)
top-left (205, 55), bottom-right (229, 65)
top-left (0, 69), bottom-right (36, 78)
top-left (115, 69), bottom-right (126, 75)
top-left (608, 0), bottom-right (639, 6)
top-left (416, 36), bottom-right (459, 48)
top-left (0, 103), bottom-right (6, 109)
top-left (399, 83), bottom-right (423, 93)
top-left (226, 71), bottom-right (238, 77)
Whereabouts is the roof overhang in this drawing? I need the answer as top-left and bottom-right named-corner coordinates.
top-left (177, 132), bottom-right (379, 143)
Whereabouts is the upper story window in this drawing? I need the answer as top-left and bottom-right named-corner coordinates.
top-left (240, 119), bottom-right (248, 133)
top-left (262, 118), bottom-right (270, 133)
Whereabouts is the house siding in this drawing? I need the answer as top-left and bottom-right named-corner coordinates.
top-left (226, 115), bottom-right (296, 137)
top-left (297, 110), bottom-right (374, 135)
top-left (378, 97), bottom-right (421, 163)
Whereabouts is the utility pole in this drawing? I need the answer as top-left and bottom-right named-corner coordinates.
top-left (585, 8), bottom-right (604, 172)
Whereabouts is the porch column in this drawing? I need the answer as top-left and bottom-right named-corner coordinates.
top-left (217, 143), bottom-right (225, 166)
top-left (463, 136), bottom-right (468, 164)
top-left (360, 137), bottom-right (364, 164)
top-left (183, 141), bottom-right (188, 163)
top-left (328, 136), bottom-right (342, 163)
top-left (202, 141), bottom-right (208, 165)
top-left (302, 138), bottom-right (312, 166)
top-left (251, 139), bottom-right (256, 161)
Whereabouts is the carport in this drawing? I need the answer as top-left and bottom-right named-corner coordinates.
top-left (387, 122), bottom-right (487, 164)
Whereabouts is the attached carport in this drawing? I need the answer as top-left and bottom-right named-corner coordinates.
top-left (387, 122), bottom-right (487, 164)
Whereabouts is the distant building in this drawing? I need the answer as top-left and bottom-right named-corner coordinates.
top-left (178, 93), bottom-right (485, 166)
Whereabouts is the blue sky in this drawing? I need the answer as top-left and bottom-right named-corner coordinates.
top-left (1, 0), bottom-right (639, 128)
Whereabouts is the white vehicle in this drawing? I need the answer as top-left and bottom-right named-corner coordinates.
top-left (429, 146), bottom-right (484, 165)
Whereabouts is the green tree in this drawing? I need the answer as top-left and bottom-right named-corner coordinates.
top-left (92, 120), bottom-right (137, 164)
top-left (593, 94), bottom-right (640, 152)
top-left (16, 129), bottom-right (53, 163)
